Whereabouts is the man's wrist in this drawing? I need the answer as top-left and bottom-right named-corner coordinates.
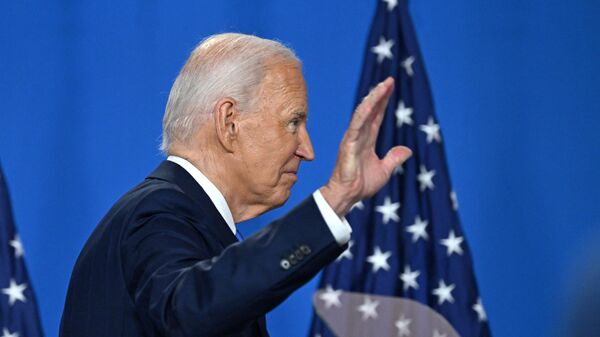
top-left (319, 184), bottom-right (356, 217)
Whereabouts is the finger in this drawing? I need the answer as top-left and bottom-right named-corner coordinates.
top-left (370, 78), bottom-right (394, 125)
top-left (380, 146), bottom-right (413, 176)
top-left (368, 78), bottom-right (394, 123)
top-left (349, 78), bottom-right (394, 133)
top-left (367, 79), bottom-right (395, 146)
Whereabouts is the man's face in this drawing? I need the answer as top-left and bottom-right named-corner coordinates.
top-left (233, 63), bottom-right (314, 210)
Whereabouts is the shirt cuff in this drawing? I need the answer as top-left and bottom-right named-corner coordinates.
top-left (312, 190), bottom-right (352, 245)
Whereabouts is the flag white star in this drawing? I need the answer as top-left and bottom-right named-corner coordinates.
top-left (371, 36), bottom-right (394, 63)
top-left (432, 279), bottom-right (455, 305)
top-left (406, 215), bottom-right (429, 242)
top-left (401, 56), bottom-right (415, 76)
top-left (399, 265), bottom-right (420, 290)
top-left (2, 279), bottom-right (27, 306)
top-left (395, 314), bottom-right (411, 336)
top-left (419, 117), bottom-right (441, 143)
top-left (367, 246), bottom-right (392, 272)
top-left (382, 0), bottom-right (398, 11)
top-left (450, 190), bottom-right (459, 210)
top-left (336, 240), bottom-right (354, 261)
top-left (473, 297), bottom-right (487, 322)
top-left (417, 165), bottom-right (436, 191)
top-left (375, 196), bottom-right (400, 224)
top-left (1, 328), bottom-right (19, 337)
top-left (319, 285), bottom-right (342, 309)
top-left (395, 100), bottom-right (414, 128)
top-left (440, 230), bottom-right (464, 256)
top-left (357, 297), bottom-right (379, 320)
top-left (9, 235), bottom-right (24, 258)
top-left (351, 200), bottom-right (365, 211)
top-left (393, 164), bottom-right (404, 175)
top-left (433, 330), bottom-right (447, 337)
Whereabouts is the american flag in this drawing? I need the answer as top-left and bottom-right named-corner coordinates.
top-left (308, 0), bottom-right (491, 336)
top-left (0, 164), bottom-right (44, 337)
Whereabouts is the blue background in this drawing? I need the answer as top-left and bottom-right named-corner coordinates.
top-left (1, 1), bottom-right (599, 336)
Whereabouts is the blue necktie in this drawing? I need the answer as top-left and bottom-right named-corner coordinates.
top-left (235, 229), bottom-right (244, 241)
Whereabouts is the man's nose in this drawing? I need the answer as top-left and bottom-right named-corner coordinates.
top-left (296, 126), bottom-right (315, 161)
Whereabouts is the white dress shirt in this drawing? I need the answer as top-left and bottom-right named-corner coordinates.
top-left (167, 156), bottom-right (351, 245)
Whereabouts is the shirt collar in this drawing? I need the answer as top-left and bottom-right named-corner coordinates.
top-left (166, 155), bottom-right (237, 235)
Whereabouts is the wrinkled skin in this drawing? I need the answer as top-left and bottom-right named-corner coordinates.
top-left (174, 65), bottom-right (411, 222)
top-left (231, 63), bottom-right (314, 211)
top-left (321, 77), bottom-right (412, 215)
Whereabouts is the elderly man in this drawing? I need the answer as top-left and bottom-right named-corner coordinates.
top-left (60, 33), bottom-right (411, 337)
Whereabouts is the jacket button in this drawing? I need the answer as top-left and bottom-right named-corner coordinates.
top-left (280, 259), bottom-right (291, 270)
top-left (294, 249), bottom-right (304, 260)
top-left (300, 245), bottom-right (311, 255)
top-left (289, 254), bottom-right (297, 265)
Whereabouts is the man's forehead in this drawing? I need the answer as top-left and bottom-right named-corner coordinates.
top-left (263, 63), bottom-right (305, 85)
top-left (259, 64), bottom-right (308, 107)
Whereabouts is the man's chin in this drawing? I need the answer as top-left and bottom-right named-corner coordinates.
top-left (244, 188), bottom-right (293, 220)
top-left (268, 189), bottom-right (292, 210)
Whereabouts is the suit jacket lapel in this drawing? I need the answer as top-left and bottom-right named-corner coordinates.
top-left (148, 161), bottom-right (269, 336)
top-left (146, 160), bottom-right (238, 247)
top-left (257, 317), bottom-right (268, 336)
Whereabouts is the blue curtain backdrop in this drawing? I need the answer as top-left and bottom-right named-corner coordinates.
top-left (1, 1), bottom-right (599, 336)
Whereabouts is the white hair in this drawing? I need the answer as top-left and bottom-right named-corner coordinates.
top-left (160, 33), bottom-right (301, 153)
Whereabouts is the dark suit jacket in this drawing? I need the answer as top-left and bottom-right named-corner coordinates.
top-left (60, 161), bottom-right (345, 337)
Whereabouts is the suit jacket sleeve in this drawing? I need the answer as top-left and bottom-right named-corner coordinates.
top-left (121, 189), bottom-right (345, 337)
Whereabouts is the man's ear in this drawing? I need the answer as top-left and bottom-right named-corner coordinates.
top-left (214, 97), bottom-right (238, 153)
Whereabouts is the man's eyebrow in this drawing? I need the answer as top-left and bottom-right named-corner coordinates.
top-left (292, 111), bottom-right (308, 118)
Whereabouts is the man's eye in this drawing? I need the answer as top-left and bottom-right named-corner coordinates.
top-left (289, 119), bottom-right (300, 128)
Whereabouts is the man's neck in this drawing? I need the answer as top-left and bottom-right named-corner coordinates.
top-left (168, 145), bottom-right (269, 223)
top-left (166, 155), bottom-right (236, 234)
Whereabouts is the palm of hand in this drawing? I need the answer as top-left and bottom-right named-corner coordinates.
top-left (322, 77), bottom-right (412, 215)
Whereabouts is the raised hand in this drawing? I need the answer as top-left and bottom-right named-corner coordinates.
top-left (320, 77), bottom-right (412, 216)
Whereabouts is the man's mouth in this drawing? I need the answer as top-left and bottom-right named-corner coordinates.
top-left (283, 170), bottom-right (298, 180)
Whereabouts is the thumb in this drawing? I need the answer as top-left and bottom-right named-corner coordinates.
top-left (381, 146), bottom-right (413, 175)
